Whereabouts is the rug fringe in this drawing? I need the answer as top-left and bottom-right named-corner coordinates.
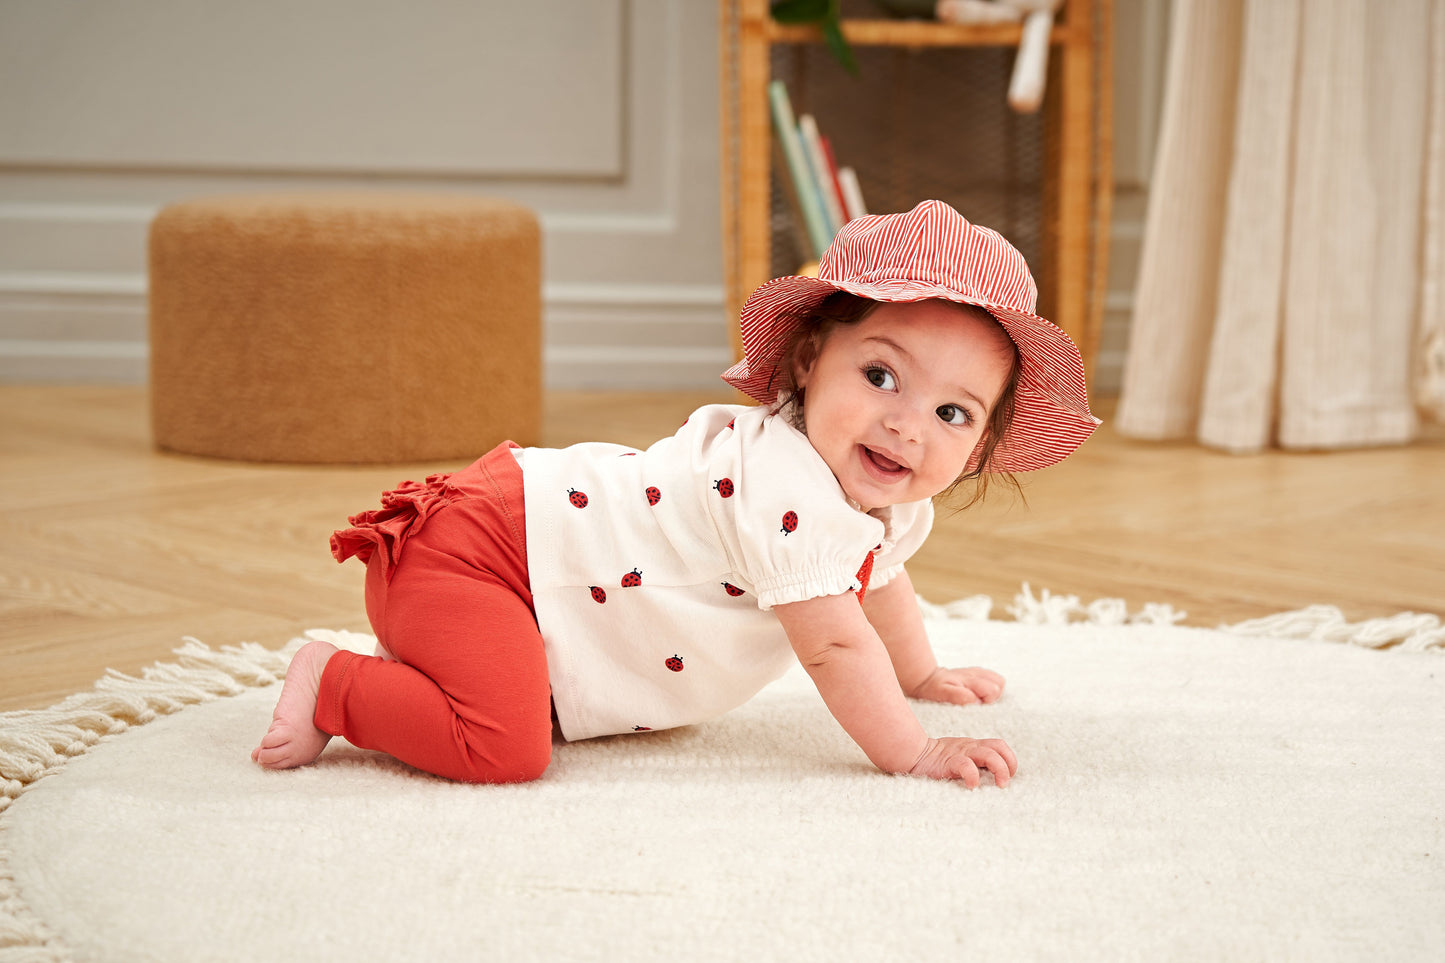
top-left (917, 583), bottom-right (1189, 627)
top-left (1224, 606), bottom-right (1445, 652)
top-left (920, 585), bottom-right (1444, 653)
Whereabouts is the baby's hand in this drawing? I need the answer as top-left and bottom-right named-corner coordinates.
top-left (910, 666), bottom-right (1005, 705)
top-left (908, 737), bottom-right (1017, 788)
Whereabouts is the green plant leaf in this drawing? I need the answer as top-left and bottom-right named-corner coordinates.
top-left (771, 0), bottom-right (859, 76)
top-left (821, 17), bottom-right (859, 76)
top-left (770, 0), bottom-right (831, 23)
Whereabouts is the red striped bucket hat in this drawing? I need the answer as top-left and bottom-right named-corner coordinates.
top-left (721, 199), bottom-right (1100, 474)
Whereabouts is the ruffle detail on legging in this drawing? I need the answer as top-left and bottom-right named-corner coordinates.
top-left (331, 472), bottom-right (462, 581)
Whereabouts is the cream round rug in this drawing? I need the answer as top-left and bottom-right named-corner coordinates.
top-left (2, 589), bottom-right (1442, 962)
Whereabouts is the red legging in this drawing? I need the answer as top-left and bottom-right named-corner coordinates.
top-left (316, 444), bottom-right (553, 783)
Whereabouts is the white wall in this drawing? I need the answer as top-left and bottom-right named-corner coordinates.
top-left (0, 0), bottom-right (729, 389)
top-left (0, 0), bottom-right (1167, 393)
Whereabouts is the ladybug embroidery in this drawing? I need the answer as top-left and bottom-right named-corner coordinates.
top-left (645, 486), bottom-right (662, 506)
top-left (567, 488), bottom-right (588, 509)
top-left (727, 417), bottom-right (736, 430)
top-left (589, 586), bottom-right (607, 604)
top-left (713, 478), bottom-right (734, 498)
top-left (621, 568), bottom-right (643, 588)
top-left (633, 725), bottom-right (653, 731)
top-left (722, 582), bottom-right (746, 597)
top-left (780, 510), bottom-right (799, 535)
top-left (665, 655), bottom-right (685, 672)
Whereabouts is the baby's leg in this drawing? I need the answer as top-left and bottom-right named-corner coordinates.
top-left (251, 640), bottom-right (338, 769)
top-left (315, 553), bottom-right (553, 783)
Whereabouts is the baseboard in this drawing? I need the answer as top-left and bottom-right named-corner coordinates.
top-left (0, 276), bottom-right (733, 390)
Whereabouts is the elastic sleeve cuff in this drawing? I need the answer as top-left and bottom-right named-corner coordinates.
top-left (752, 566), bottom-right (865, 610)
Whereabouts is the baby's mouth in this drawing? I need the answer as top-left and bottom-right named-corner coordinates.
top-left (862, 446), bottom-right (908, 475)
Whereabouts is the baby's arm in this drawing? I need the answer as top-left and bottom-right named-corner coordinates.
top-left (862, 569), bottom-right (1005, 706)
top-left (773, 592), bottom-right (1015, 787)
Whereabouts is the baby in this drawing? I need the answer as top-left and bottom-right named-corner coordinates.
top-left (254, 199), bottom-right (1098, 787)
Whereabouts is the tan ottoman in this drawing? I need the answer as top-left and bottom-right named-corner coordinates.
top-left (148, 193), bottom-right (541, 463)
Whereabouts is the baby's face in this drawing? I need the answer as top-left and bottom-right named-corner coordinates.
top-left (795, 300), bottom-right (1014, 511)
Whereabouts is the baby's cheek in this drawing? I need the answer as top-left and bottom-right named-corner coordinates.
top-left (942, 439), bottom-right (981, 481)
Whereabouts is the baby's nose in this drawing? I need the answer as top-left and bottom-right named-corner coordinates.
top-left (884, 401), bottom-right (927, 442)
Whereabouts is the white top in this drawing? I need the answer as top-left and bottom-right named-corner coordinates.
top-left (515, 403), bottom-right (933, 741)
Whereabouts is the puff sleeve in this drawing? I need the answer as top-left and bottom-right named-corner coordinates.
top-left (703, 408), bottom-right (887, 610)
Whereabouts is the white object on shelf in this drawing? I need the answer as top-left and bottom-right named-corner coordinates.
top-left (934, 0), bottom-right (1062, 114)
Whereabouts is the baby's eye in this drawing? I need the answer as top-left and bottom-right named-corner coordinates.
top-left (937, 404), bottom-right (973, 426)
top-left (865, 367), bottom-right (896, 390)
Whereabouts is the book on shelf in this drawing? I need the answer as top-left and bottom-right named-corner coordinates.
top-left (815, 132), bottom-right (855, 225)
top-left (798, 114), bottom-right (844, 239)
top-left (767, 80), bottom-right (832, 261)
top-left (838, 166), bottom-right (868, 220)
top-left (768, 82), bottom-right (871, 264)
top-left (771, 138), bottom-right (818, 264)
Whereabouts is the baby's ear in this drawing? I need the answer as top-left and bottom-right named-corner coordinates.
top-left (792, 335), bottom-right (821, 388)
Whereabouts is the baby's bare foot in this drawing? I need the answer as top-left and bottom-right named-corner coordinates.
top-left (251, 640), bottom-right (337, 770)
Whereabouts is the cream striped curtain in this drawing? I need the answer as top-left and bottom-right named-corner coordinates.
top-left (1116, 0), bottom-right (1445, 453)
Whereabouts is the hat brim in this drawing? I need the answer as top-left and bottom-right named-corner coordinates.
top-left (721, 274), bottom-right (1100, 475)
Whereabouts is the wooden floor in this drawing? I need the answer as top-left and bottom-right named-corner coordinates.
top-left (4, 385), bottom-right (1442, 712)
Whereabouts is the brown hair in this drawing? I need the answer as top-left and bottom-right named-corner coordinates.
top-left (767, 291), bottom-right (1023, 510)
